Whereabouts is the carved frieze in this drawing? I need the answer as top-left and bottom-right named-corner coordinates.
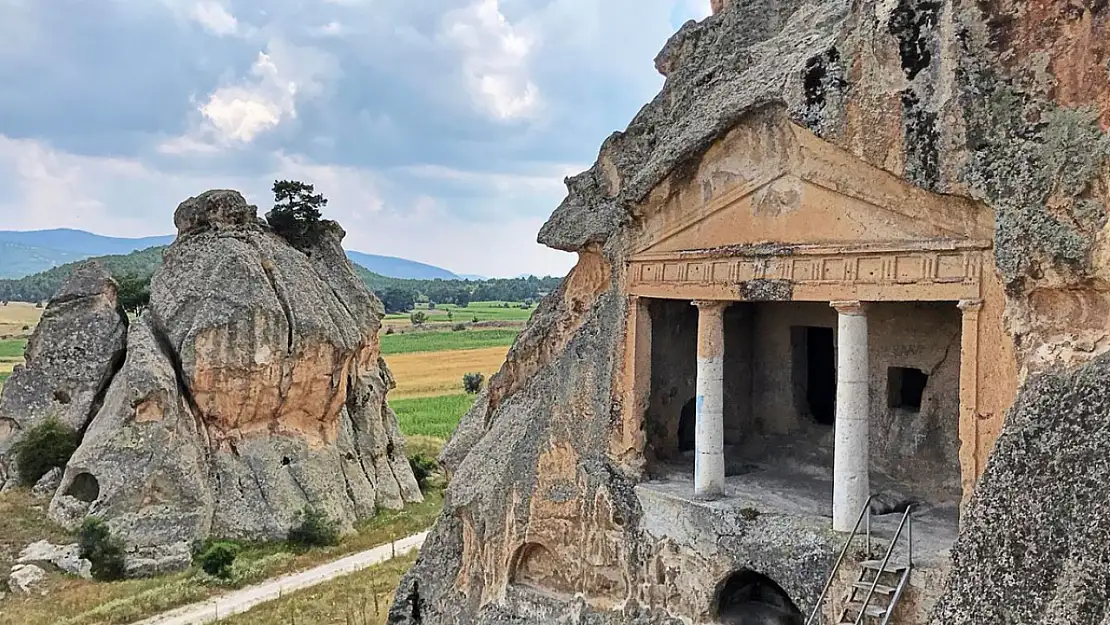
top-left (627, 240), bottom-right (990, 302)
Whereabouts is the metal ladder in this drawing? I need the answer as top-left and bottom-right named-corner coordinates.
top-left (804, 496), bottom-right (915, 625)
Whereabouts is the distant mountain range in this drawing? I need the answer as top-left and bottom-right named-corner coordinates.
top-left (0, 229), bottom-right (461, 281)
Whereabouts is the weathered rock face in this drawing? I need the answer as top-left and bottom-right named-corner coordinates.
top-left (0, 190), bottom-right (420, 571)
top-left (0, 261), bottom-right (127, 488)
top-left (391, 1), bottom-right (1110, 624)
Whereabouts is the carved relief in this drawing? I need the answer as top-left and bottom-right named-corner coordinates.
top-left (628, 241), bottom-right (989, 302)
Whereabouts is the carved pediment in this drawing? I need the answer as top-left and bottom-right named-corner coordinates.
top-left (631, 110), bottom-right (993, 257)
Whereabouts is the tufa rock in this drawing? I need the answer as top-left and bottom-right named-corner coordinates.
top-left (37, 190), bottom-right (420, 570)
top-left (17, 540), bottom-right (92, 579)
top-left (8, 564), bottom-right (47, 596)
top-left (391, 0), bottom-right (1110, 624)
top-left (0, 261), bottom-right (126, 488)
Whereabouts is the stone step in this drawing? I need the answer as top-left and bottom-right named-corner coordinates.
top-left (842, 600), bottom-right (887, 619)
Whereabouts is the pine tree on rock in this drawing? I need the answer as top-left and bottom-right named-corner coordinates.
top-left (267, 180), bottom-right (328, 251)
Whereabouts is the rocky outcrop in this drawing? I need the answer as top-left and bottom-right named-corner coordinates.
top-left (0, 261), bottom-right (127, 488)
top-left (8, 564), bottom-right (47, 596)
top-left (1, 190), bottom-right (420, 573)
top-left (391, 1), bottom-right (1110, 624)
top-left (17, 540), bottom-right (92, 579)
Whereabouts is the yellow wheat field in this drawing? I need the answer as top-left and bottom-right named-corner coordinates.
top-left (384, 346), bottom-right (509, 400)
top-left (0, 302), bottom-right (42, 338)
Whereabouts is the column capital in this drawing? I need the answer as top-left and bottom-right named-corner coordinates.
top-left (691, 299), bottom-right (729, 312)
top-left (830, 300), bottom-right (866, 316)
top-left (958, 299), bottom-right (984, 313)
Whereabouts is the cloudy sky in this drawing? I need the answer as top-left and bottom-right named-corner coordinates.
top-left (0, 0), bottom-right (711, 277)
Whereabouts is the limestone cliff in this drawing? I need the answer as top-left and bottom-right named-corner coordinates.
top-left (0, 190), bottom-right (420, 574)
top-left (391, 1), bottom-right (1110, 624)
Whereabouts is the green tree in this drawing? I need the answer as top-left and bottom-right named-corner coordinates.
top-left (267, 180), bottom-right (328, 250)
top-left (378, 286), bottom-right (417, 314)
top-left (410, 311), bottom-right (428, 326)
top-left (116, 274), bottom-right (151, 314)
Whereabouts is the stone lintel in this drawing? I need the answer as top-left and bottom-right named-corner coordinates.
top-left (830, 300), bottom-right (866, 316)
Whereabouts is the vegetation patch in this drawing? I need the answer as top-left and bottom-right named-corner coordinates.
top-left (408, 453), bottom-right (440, 493)
top-left (198, 541), bottom-right (240, 579)
top-left (380, 329), bottom-right (519, 355)
top-left (392, 394), bottom-right (477, 439)
top-left (79, 517), bottom-right (128, 581)
top-left (462, 372), bottom-right (485, 394)
top-left (288, 507), bottom-right (341, 551)
top-left (13, 417), bottom-right (79, 486)
top-left (0, 337), bottom-right (26, 359)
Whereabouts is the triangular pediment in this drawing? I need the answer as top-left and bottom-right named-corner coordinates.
top-left (632, 110), bottom-right (993, 257)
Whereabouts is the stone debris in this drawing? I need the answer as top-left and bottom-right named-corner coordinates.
top-left (17, 540), bottom-right (92, 579)
top-left (8, 564), bottom-right (47, 596)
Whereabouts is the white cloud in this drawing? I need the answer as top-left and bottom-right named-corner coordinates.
top-left (190, 1), bottom-right (239, 35)
top-left (0, 136), bottom-right (574, 277)
top-left (161, 39), bottom-right (339, 152)
top-left (441, 0), bottom-right (541, 120)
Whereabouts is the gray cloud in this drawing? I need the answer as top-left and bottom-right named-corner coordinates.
top-left (0, 0), bottom-right (711, 276)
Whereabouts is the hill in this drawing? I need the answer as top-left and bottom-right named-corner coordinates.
top-left (0, 246), bottom-right (564, 305)
top-left (0, 229), bottom-right (462, 280)
top-left (345, 251), bottom-right (458, 280)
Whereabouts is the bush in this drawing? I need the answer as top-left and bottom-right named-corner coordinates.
top-left (408, 453), bottom-right (438, 493)
top-left (79, 517), bottom-right (127, 581)
top-left (385, 327), bottom-right (395, 335)
top-left (410, 311), bottom-right (428, 326)
top-left (198, 541), bottom-right (240, 579)
top-left (287, 507), bottom-right (340, 550)
top-left (428, 302), bottom-right (436, 310)
top-left (472, 316), bottom-right (479, 323)
top-left (13, 417), bottom-right (78, 486)
top-left (462, 372), bottom-right (484, 394)
top-left (452, 323), bottom-right (467, 332)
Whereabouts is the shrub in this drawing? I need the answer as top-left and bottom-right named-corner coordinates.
top-left (287, 507), bottom-right (340, 550)
top-left (447, 311), bottom-right (453, 321)
top-left (472, 316), bottom-right (479, 324)
top-left (385, 327), bottom-right (395, 335)
top-left (410, 311), bottom-right (428, 326)
top-left (79, 517), bottom-right (127, 581)
top-left (428, 302), bottom-right (436, 310)
top-left (452, 323), bottom-right (467, 332)
top-left (13, 417), bottom-right (78, 486)
top-left (199, 541), bottom-right (240, 579)
top-left (462, 372), bottom-right (484, 394)
top-left (408, 453), bottom-right (438, 493)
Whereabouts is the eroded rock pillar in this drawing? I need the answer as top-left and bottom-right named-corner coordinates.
top-left (693, 300), bottom-right (727, 501)
top-left (831, 300), bottom-right (869, 532)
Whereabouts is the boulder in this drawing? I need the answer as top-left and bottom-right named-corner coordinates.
top-left (17, 540), bottom-right (92, 579)
top-left (8, 564), bottom-right (47, 595)
top-left (31, 467), bottom-right (62, 498)
top-left (0, 261), bottom-right (127, 488)
top-left (31, 190), bottom-right (421, 570)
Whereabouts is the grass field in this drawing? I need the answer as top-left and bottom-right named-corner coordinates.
top-left (385, 346), bottom-right (508, 400)
top-left (0, 338), bottom-right (26, 390)
top-left (0, 485), bottom-right (445, 625)
top-left (380, 329), bottom-right (518, 355)
top-left (221, 553), bottom-right (418, 625)
top-left (392, 394), bottom-right (477, 439)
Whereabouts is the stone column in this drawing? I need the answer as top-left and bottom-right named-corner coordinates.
top-left (693, 300), bottom-right (728, 500)
top-left (957, 299), bottom-right (983, 516)
top-left (831, 300), bottom-right (869, 532)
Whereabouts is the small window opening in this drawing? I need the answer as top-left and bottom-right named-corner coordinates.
top-left (888, 367), bottom-right (928, 412)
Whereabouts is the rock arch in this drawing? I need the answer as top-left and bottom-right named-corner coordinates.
top-left (714, 569), bottom-right (804, 625)
top-left (509, 542), bottom-right (572, 596)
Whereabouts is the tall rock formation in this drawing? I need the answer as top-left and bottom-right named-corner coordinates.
top-left (389, 1), bottom-right (1110, 624)
top-left (0, 190), bottom-right (420, 574)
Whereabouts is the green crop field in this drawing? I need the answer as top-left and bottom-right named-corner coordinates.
top-left (392, 394), bottom-right (477, 440)
top-left (380, 329), bottom-right (518, 355)
top-left (383, 301), bottom-right (535, 325)
top-left (0, 338), bottom-right (27, 359)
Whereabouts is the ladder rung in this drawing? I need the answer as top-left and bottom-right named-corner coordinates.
top-left (844, 601), bottom-right (887, 618)
top-left (851, 581), bottom-right (896, 595)
top-left (860, 559), bottom-right (907, 573)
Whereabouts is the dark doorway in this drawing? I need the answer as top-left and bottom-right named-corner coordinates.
top-left (716, 570), bottom-right (804, 625)
top-left (806, 327), bottom-right (836, 425)
top-left (678, 398), bottom-right (696, 453)
top-left (889, 367), bottom-right (928, 412)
